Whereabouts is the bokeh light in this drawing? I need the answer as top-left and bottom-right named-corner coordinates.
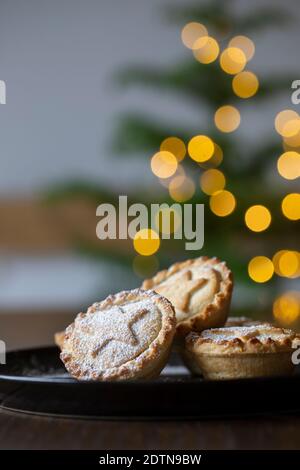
top-left (214, 105), bottom-right (240, 133)
top-left (200, 169), bottom-right (226, 195)
top-left (133, 255), bottom-right (159, 278)
top-left (282, 141), bottom-right (300, 153)
top-left (283, 128), bottom-right (300, 148)
top-left (281, 119), bottom-right (300, 138)
top-left (248, 256), bottom-right (274, 283)
top-left (273, 250), bottom-right (287, 276)
top-left (228, 35), bottom-right (255, 61)
top-left (278, 251), bottom-right (299, 278)
top-left (151, 151), bottom-right (177, 179)
top-left (244, 205), bottom-right (271, 232)
top-left (169, 175), bottom-right (195, 202)
top-left (209, 190), bottom-right (236, 217)
top-left (188, 135), bottom-right (214, 162)
top-left (133, 228), bottom-right (160, 256)
top-left (158, 163), bottom-right (186, 188)
top-left (273, 291), bottom-right (300, 325)
top-left (281, 193), bottom-right (300, 220)
top-left (232, 71), bottom-right (259, 98)
top-left (277, 151), bottom-right (300, 180)
top-left (273, 250), bottom-right (300, 277)
top-left (193, 36), bottom-right (220, 64)
top-left (220, 47), bottom-right (246, 75)
top-left (198, 142), bottom-right (223, 169)
top-left (275, 110), bottom-right (300, 138)
top-left (160, 137), bottom-right (186, 162)
top-left (181, 22), bottom-right (208, 50)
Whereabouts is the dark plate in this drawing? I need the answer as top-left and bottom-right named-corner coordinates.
top-left (0, 346), bottom-right (300, 419)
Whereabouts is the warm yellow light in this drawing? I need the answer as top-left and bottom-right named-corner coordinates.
top-left (200, 169), bottom-right (226, 195)
top-left (214, 105), bottom-right (240, 133)
top-left (209, 190), bottom-right (236, 217)
top-left (199, 142), bottom-right (223, 169)
top-left (273, 250), bottom-right (287, 276)
top-left (133, 255), bottom-right (159, 278)
top-left (169, 176), bottom-right (195, 202)
top-left (277, 151), bottom-right (300, 180)
top-left (273, 291), bottom-right (300, 325)
top-left (282, 119), bottom-right (300, 138)
top-left (220, 47), bottom-right (246, 75)
top-left (151, 151), bottom-right (177, 179)
top-left (188, 135), bottom-right (214, 162)
top-left (275, 110), bottom-right (300, 137)
top-left (158, 163), bottom-right (186, 188)
top-left (229, 36), bottom-right (255, 61)
top-left (232, 71), bottom-right (259, 98)
top-left (283, 129), bottom-right (300, 148)
top-left (181, 22), bottom-right (208, 50)
top-left (282, 141), bottom-right (300, 153)
top-left (273, 250), bottom-right (300, 278)
top-left (133, 228), bottom-right (160, 256)
top-left (193, 36), bottom-right (220, 64)
top-left (245, 205), bottom-right (271, 232)
top-left (160, 137), bottom-right (186, 162)
top-left (248, 256), bottom-right (274, 283)
top-left (281, 193), bottom-right (300, 220)
top-left (279, 251), bottom-right (299, 278)
top-left (154, 206), bottom-right (182, 235)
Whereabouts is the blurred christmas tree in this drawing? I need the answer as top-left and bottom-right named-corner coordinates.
top-left (48, 0), bottom-right (300, 320)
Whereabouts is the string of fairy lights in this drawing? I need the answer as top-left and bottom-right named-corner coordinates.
top-left (133, 22), bottom-right (300, 325)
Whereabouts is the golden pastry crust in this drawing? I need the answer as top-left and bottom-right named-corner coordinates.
top-left (60, 288), bottom-right (176, 381)
top-left (142, 256), bottom-right (233, 336)
top-left (54, 330), bottom-right (65, 349)
top-left (185, 325), bottom-right (300, 379)
top-left (187, 325), bottom-right (300, 354)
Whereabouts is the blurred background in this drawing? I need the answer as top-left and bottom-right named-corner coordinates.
top-left (0, 0), bottom-right (299, 349)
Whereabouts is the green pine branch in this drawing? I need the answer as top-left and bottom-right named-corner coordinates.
top-left (111, 111), bottom-right (234, 154)
top-left (110, 112), bottom-right (282, 177)
top-left (110, 112), bottom-right (191, 153)
top-left (165, 0), bottom-right (291, 34)
top-left (114, 60), bottom-right (294, 108)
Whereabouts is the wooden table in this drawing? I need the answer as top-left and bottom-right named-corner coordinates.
top-left (1, 313), bottom-right (300, 450)
top-left (1, 410), bottom-right (300, 450)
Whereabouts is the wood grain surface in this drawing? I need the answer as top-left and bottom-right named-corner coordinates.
top-left (0, 409), bottom-right (300, 450)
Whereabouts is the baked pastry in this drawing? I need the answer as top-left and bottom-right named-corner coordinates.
top-left (185, 324), bottom-right (300, 380)
top-left (60, 288), bottom-right (176, 381)
top-left (142, 256), bottom-right (233, 336)
top-left (54, 330), bottom-right (65, 349)
top-left (225, 316), bottom-right (271, 327)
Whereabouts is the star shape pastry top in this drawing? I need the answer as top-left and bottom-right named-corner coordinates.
top-left (61, 288), bottom-right (176, 381)
top-left (142, 256), bottom-right (233, 335)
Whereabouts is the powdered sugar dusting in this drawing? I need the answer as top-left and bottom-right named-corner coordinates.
top-left (70, 299), bottom-right (162, 372)
top-left (201, 325), bottom-right (293, 343)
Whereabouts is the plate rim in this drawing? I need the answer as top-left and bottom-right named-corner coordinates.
top-left (1, 345), bottom-right (299, 387)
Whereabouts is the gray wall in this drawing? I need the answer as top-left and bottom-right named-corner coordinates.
top-left (0, 0), bottom-right (299, 195)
